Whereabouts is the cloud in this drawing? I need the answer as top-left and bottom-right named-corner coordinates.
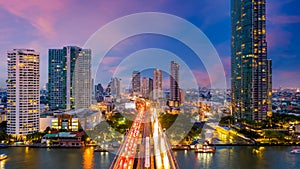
top-left (273, 70), bottom-right (300, 88)
top-left (267, 27), bottom-right (292, 49)
top-left (100, 56), bottom-right (122, 65)
top-left (191, 70), bottom-right (210, 87)
top-left (0, 0), bottom-right (65, 39)
top-left (269, 15), bottom-right (300, 25)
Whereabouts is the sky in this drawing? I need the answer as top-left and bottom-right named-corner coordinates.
top-left (0, 0), bottom-right (299, 89)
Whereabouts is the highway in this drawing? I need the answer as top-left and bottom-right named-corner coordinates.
top-left (110, 99), bottom-right (179, 169)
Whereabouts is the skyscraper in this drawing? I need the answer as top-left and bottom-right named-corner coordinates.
top-left (48, 48), bottom-right (67, 110)
top-left (48, 46), bottom-right (92, 110)
top-left (74, 49), bottom-right (92, 109)
top-left (231, 0), bottom-right (272, 121)
top-left (132, 71), bottom-right (141, 96)
top-left (7, 49), bottom-right (40, 135)
top-left (170, 61), bottom-right (180, 103)
top-left (141, 77), bottom-right (148, 98)
top-left (95, 83), bottom-right (104, 102)
top-left (153, 69), bottom-right (162, 100)
top-left (148, 78), bottom-right (153, 100)
top-left (111, 77), bottom-right (121, 97)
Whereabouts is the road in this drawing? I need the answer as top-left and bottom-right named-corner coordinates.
top-left (110, 99), bottom-right (179, 169)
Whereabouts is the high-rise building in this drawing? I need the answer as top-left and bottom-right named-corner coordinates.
top-left (153, 69), bottom-right (162, 100)
top-left (231, 0), bottom-right (272, 121)
top-left (7, 49), bottom-right (40, 135)
top-left (148, 78), bottom-right (153, 100)
top-left (170, 61), bottom-right (180, 103)
top-left (132, 71), bottom-right (140, 96)
top-left (141, 77), bottom-right (148, 98)
top-left (48, 46), bottom-right (92, 110)
top-left (74, 49), bottom-right (92, 109)
top-left (112, 77), bottom-right (121, 97)
top-left (95, 83), bottom-right (104, 102)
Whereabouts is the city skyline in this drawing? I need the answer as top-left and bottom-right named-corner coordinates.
top-left (0, 1), bottom-right (300, 168)
top-left (0, 1), bottom-right (299, 88)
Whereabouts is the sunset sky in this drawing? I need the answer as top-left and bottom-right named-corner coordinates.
top-left (0, 0), bottom-right (299, 89)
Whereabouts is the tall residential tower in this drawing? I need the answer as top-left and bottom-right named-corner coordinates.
top-left (170, 61), bottom-right (180, 103)
top-left (48, 46), bottom-right (92, 110)
top-left (74, 49), bottom-right (92, 109)
top-left (231, 0), bottom-right (272, 121)
top-left (7, 49), bottom-right (40, 135)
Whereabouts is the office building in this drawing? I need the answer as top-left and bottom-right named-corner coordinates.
top-left (48, 46), bottom-right (92, 110)
top-left (153, 69), bottom-right (162, 100)
top-left (7, 49), bottom-right (40, 135)
top-left (132, 71), bottom-right (141, 96)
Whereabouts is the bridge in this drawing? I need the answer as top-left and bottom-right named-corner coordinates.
top-left (110, 99), bottom-right (179, 169)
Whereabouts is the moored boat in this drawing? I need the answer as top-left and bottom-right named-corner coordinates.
top-left (194, 141), bottom-right (216, 153)
top-left (290, 148), bottom-right (300, 154)
top-left (94, 147), bottom-right (109, 152)
top-left (0, 154), bottom-right (7, 160)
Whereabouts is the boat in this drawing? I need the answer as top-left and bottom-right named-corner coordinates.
top-left (290, 148), bottom-right (300, 154)
top-left (172, 144), bottom-right (190, 151)
top-left (0, 144), bottom-right (8, 148)
top-left (194, 141), bottom-right (216, 153)
top-left (0, 154), bottom-right (7, 160)
top-left (94, 147), bottom-right (109, 152)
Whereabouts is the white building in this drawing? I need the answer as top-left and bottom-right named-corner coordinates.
top-left (7, 49), bottom-right (40, 136)
top-left (74, 49), bottom-right (92, 109)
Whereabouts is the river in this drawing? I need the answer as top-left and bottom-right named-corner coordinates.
top-left (0, 146), bottom-right (299, 169)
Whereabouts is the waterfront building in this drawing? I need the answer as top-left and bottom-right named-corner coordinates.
top-left (74, 49), bottom-right (92, 109)
top-left (51, 114), bottom-right (79, 131)
top-left (7, 49), bottom-right (40, 135)
top-left (170, 61), bottom-right (180, 107)
top-left (48, 46), bottom-right (92, 110)
top-left (231, 0), bottom-right (272, 121)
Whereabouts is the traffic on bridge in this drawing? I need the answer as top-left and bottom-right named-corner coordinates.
top-left (110, 98), bottom-right (179, 169)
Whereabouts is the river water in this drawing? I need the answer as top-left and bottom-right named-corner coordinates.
top-left (0, 146), bottom-right (299, 169)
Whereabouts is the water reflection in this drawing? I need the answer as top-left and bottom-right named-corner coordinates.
top-left (0, 160), bottom-right (5, 169)
top-left (195, 153), bottom-right (213, 168)
top-left (252, 147), bottom-right (265, 159)
top-left (83, 147), bottom-right (94, 169)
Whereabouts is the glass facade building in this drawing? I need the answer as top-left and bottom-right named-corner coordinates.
top-left (48, 46), bottom-right (92, 110)
top-left (231, 0), bottom-right (272, 121)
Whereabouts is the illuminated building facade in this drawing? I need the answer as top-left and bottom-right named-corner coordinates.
top-left (48, 46), bottom-right (92, 110)
top-left (7, 49), bottom-right (40, 135)
top-left (153, 69), bottom-right (162, 100)
top-left (170, 61), bottom-right (180, 107)
top-left (132, 71), bottom-right (141, 96)
top-left (231, 0), bottom-right (272, 121)
top-left (51, 114), bottom-right (79, 131)
top-left (74, 49), bottom-right (92, 109)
